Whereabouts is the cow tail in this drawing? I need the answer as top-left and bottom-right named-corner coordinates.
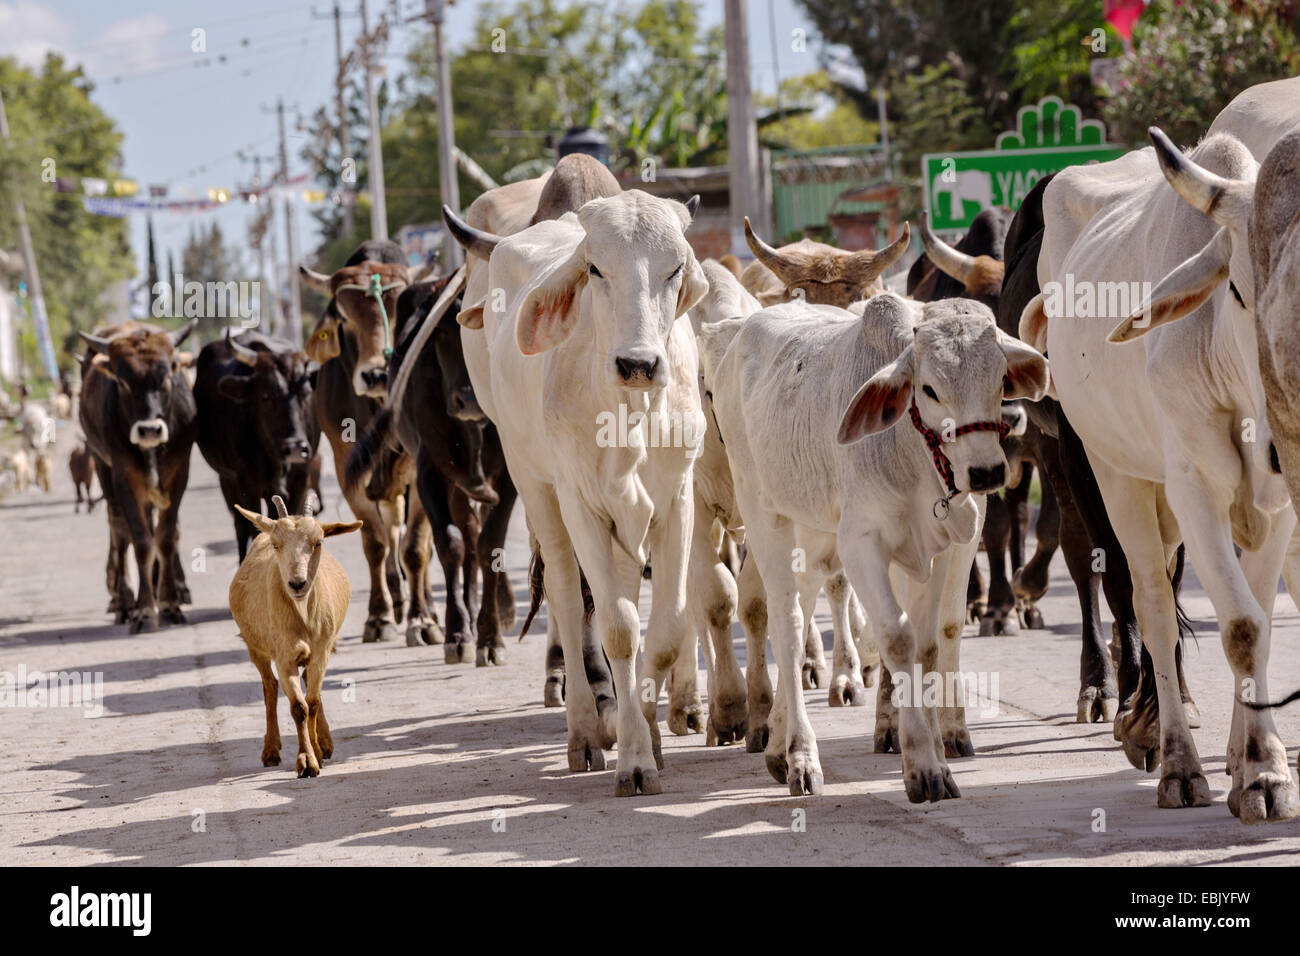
top-left (1170, 544), bottom-right (1196, 647)
top-left (517, 545), bottom-right (546, 641)
top-left (343, 407), bottom-right (394, 496)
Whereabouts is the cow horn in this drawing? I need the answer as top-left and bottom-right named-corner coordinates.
top-left (226, 328), bottom-right (259, 366)
top-left (170, 318), bottom-right (198, 349)
top-left (744, 217), bottom-right (798, 279)
top-left (1149, 126), bottom-right (1250, 227)
top-left (685, 194), bottom-right (701, 220)
top-left (919, 212), bottom-right (975, 284)
top-left (299, 265), bottom-right (333, 292)
top-left (78, 331), bottom-right (113, 354)
top-left (868, 221), bottom-right (911, 274)
top-left (271, 494), bottom-right (289, 518)
top-left (442, 204), bottom-right (501, 260)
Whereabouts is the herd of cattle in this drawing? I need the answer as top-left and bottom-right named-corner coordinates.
top-left (51, 74), bottom-right (1300, 822)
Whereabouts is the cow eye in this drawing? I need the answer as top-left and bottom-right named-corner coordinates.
top-left (588, 263), bottom-right (602, 278)
top-left (667, 264), bottom-right (683, 282)
top-left (922, 384), bottom-right (938, 401)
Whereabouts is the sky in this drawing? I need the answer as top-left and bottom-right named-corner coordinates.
top-left (1, 0), bottom-right (826, 287)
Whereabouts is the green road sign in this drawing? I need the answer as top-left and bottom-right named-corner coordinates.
top-left (922, 96), bottom-right (1127, 231)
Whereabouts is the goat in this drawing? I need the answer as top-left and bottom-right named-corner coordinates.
top-left (228, 495), bottom-right (361, 777)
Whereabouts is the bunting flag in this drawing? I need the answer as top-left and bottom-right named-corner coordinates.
top-left (70, 173), bottom-right (324, 216)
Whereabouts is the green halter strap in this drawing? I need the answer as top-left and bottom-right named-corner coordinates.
top-left (336, 271), bottom-right (406, 359)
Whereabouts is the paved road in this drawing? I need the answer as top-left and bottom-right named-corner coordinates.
top-left (4, 423), bottom-right (1300, 866)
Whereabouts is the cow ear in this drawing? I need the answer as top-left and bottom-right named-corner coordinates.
top-left (321, 519), bottom-right (364, 537)
top-left (836, 347), bottom-right (914, 444)
top-left (217, 375), bottom-right (254, 403)
top-left (516, 249), bottom-right (587, 355)
top-left (234, 504), bottom-right (275, 535)
top-left (1109, 227), bottom-right (1232, 343)
top-left (299, 265), bottom-right (333, 293)
top-left (1018, 293), bottom-right (1050, 353)
top-left (997, 332), bottom-right (1050, 401)
top-left (676, 256), bottom-right (709, 319)
top-left (457, 296), bottom-right (486, 329)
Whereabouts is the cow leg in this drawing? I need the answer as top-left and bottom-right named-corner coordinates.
top-left (1170, 481), bottom-right (1296, 822)
top-left (842, 526), bottom-right (957, 803)
top-left (451, 490), bottom-right (483, 664)
top-left (801, 590), bottom-right (830, 689)
top-left (96, 459), bottom-right (130, 620)
top-left (525, 480), bottom-right (612, 770)
top-left (848, 588), bottom-right (880, 688)
top-left (1097, 466), bottom-right (1210, 808)
top-left (156, 494), bottom-right (186, 626)
top-left (667, 637), bottom-right (704, 736)
top-left (427, 483), bottom-right (473, 663)
top-left (1014, 449), bottom-right (1059, 629)
top-left (690, 505), bottom-right (745, 746)
top-left (543, 626), bottom-right (566, 707)
top-left (402, 492), bottom-right (443, 647)
top-left (966, 558), bottom-right (986, 625)
top-left (331, 437), bottom-right (397, 642)
top-left (114, 472), bottom-right (160, 634)
top-left (935, 502), bottom-right (983, 758)
top-left (250, 651), bottom-right (281, 766)
top-left (825, 568), bottom-right (866, 707)
top-left (737, 551), bottom-right (773, 753)
top-left (379, 494), bottom-right (407, 625)
top-left (475, 468), bottom-right (517, 665)
top-left (979, 492), bottom-right (1015, 635)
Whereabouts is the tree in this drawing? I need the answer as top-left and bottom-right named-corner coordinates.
top-left (755, 72), bottom-right (879, 152)
top-left (1102, 0), bottom-right (1300, 147)
top-left (0, 54), bottom-right (133, 373)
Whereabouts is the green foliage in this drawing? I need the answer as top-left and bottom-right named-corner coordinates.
top-left (756, 73), bottom-right (879, 151)
top-left (1102, 0), bottom-right (1300, 147)
top-left (0, 54), bottom-right (133, 375)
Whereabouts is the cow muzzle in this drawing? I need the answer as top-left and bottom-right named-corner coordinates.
top-left (280, 438), bottom-right (313, 464)
top-left (967, 462), bottom-right (1007, 493)
top-left (448, 387), bottom-right (485, 422)
top-left (353, 365), bottom-right (388, 399)
top-left (130, 419), bottom-right (169, 448)
top-left (612, 348), bottom-right (665, 389)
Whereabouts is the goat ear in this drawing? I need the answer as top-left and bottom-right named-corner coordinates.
top-left (321, 519), bottom-right (364, 537)
top-left (837, 347), bottom-right (914, 444)
top-left (234, 504), bottom-right (276, 535)
top-left (517, 248), bottom-right (586, 355)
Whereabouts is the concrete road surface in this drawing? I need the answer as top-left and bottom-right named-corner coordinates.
top-left (4, 423), bottom-right (1300, 866)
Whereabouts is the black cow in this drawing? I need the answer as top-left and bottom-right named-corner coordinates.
top-left (78, 320), bottom-right (198, 633)
top-left (298, 240), bottom-right (432, 643)
top-left (345, 274), bottom-right (518, 663)
top-left (193, 329), bottom-right (320, 560)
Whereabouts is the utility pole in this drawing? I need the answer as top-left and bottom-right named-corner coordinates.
top-left (239, 150), bottom-right (279, 333)
top-left (274, 99), bottom-right (303, 346)
top-left (425, 0), bottom-right (461, 268)
top-left (359, 0), bottom-right (388, 240)
top-left (0, 87), bottom-right (58, 381)
top-left (724, 0), bottom-right (765, 257)
top-left (313, 3), bottom-right (359, 238)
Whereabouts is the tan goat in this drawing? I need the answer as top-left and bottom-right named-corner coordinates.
top-left (229, 495), bottom-right (361, 777)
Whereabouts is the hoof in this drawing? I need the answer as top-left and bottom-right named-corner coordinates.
top-left (874, 724), bottom-right (900, 754)
top-left (1023, 606), bottom-right (1045, 629)
top-left (788, 766), bottom-right (823, 796)
top-left (128, 611), bottom-right (158, 634)
top-left (613, 766), bottom-right (662, 797)
top-left (904, 765), bottom-right (961, 803)
top-left (861, 662), bottom-right (879, 689)
top-left (765, 750), bottom-right (787, 784)
top-left (1076, 687), bottom-right (1118, 724)
top-left (801, 660), bottom-right (829, 690)
top-left (362, 619), bottom-right (398, 643)
top-left (318, 742), bottom-right (334, 760)
top-left (1183, 698), bottom-right (1202, 729)
top-left (828, 678), bottom-right (865, 707)
top-left (1230, 774), bottom-right (1300, 824)
top-left (567, 743), bottom-right (606, 772)
top-left (543, 675), bottom-right (565, 708)
top-left (261, 751), bottom-right (281, 766)
top-left (476, 644), bottom-right (505, 666)
top-left (667, 704), bottom-right (704, 736)
top-left (977, 617), bottom-right (997, 637)
top-left (706, 714), bottom-right (746, 746)
top-left (1156, 771), bottom-right (1212, 809)
top-left (746, 723), bottom-right (769, 754)
top-left (176, 585), bottom-right (193, 605)
top-left (160, 606), bottom-right (186, 626)
top-left (1000, 613), bottom-right (1019, 636)
top-left (296, 754), bottom-right (320, 778)
top-left (943, 731), bottom-right (975, 758)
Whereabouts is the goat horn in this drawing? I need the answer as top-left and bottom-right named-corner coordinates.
top-left (226, 328), bottom-right (259, 366)
top-left (442, 205), bottom-right (501, 260)
top-left (271, 495), bottom-right (289, 518)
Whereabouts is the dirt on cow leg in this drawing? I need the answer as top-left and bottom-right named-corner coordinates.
top-left (666, 639), bottom-right (704, 736)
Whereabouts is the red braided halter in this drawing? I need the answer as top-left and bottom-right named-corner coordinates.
top-left (908, 397), bottom-right (1010, 500)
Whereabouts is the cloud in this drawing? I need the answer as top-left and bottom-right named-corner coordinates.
top-left (0, 4), bottom-right (169, 78)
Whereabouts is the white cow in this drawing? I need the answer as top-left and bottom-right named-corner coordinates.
top-left (701, 292), bottom-right (1047, 798)
top-left (458, 190), bottom-right (708, 795)
top-left (1023, 127), bottom-right (1299, 822)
